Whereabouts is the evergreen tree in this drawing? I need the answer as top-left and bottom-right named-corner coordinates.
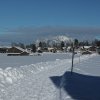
top-left (32, 44), bottom-right (36, 53)
top-left (19, 43), bottom-right (25, 49)
top-left (96, 40), bottom-right (100, 46)
top-left (74, 39), bottom-right (79, 47)
top-left (61, 41), bottom-right (65, 50)
top-left (39, 42), bottom-right (42, 48)
top-left (85, 41), bottom-right (89, 46)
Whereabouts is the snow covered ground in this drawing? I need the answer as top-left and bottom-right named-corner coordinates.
top-left (0, 53), bottom-right (73, 69)
top-left (0, 53), bottom-right (99, 100)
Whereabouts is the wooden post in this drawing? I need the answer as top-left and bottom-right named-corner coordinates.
top-left (71, 44), bottom-right (75, 75)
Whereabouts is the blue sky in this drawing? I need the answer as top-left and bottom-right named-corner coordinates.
top-left (0, 0), bottom-right (100, 43)
top-left (0, 0), bottom-right (100, 29)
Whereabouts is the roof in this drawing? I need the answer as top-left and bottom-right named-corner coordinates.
top-left (80, 46), bottom-right (91, 49)
top-left (67, 46), bottom-right (71, 49)
top-left (48, 47), bottom-right (55, 50)
top-left (13, 46), bottom-right (29, 53)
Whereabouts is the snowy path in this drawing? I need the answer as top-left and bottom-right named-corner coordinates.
top-left (0, 53), bottom-right (97, 100)
top-left (2, 59), bottom-right (72, 100)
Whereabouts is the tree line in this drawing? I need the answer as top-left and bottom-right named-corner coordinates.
top-left (11, 39), bottom-right (100, 53)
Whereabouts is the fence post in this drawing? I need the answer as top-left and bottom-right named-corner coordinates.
top-left (71, 45), bottom-right (75, 75)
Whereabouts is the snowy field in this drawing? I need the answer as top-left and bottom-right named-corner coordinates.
top-left (0, 53), bottom-right (100, 100)
top-left (0, 53), bottom-right (73, 69)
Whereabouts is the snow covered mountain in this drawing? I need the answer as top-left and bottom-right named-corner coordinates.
top-left (36, 35), bottom-right (72, 46)
top-left (52, 35), bottom-right (72, 43)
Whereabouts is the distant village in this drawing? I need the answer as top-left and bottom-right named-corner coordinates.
top-left (0, 38), bottom-right (100, 56)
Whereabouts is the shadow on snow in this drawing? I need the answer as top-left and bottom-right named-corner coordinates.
top-left (50, 71), bottom-right (100, 100)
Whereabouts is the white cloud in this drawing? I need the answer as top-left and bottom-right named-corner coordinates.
top-left (0, 26), bottom-right (100, 44)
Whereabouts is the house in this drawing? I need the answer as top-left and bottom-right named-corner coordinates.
top-left (0, 47), bottom-right (7, 53)
top-left (62, 47), bottom-right (67, 52)
top-left (7, 46), bottom-right (29, 56)
top-left (0, 46), bottom-right (11, 53)
top-left (96, 47), bottom-right (100, 54)
top-left (37, 47), bottom-right (43, 53)
top-left (79, 46), bottom-right (91, 51)
top-left (67, 46), bottom-right (72, 52)
top-left (82, 50), bottom-right (92, 55)
top-left (89, 46), bottom-right (96, 52)
top-left (8, 46), bottom-right (26, 53)
top-left (42, 47), bottom-right (48, 52)
top-left (48, 47), bottom-right (56, 53)
top-left (26, 48), bottom-right (32, 53)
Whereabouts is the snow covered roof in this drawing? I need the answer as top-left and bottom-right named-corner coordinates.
top-left (84, 46), bottom-right (91, 49)
top-left (14, 46), bottom-right (29, 53)
top-left (48, 47), bottom-right (55, 50)
top-left (80, 46), bottom-right (91, 49)
top-left (67, 46), bottom-right (71, 49)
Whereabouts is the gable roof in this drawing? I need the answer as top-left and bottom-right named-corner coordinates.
top-left (13, 46), bottom-right (29, 53)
